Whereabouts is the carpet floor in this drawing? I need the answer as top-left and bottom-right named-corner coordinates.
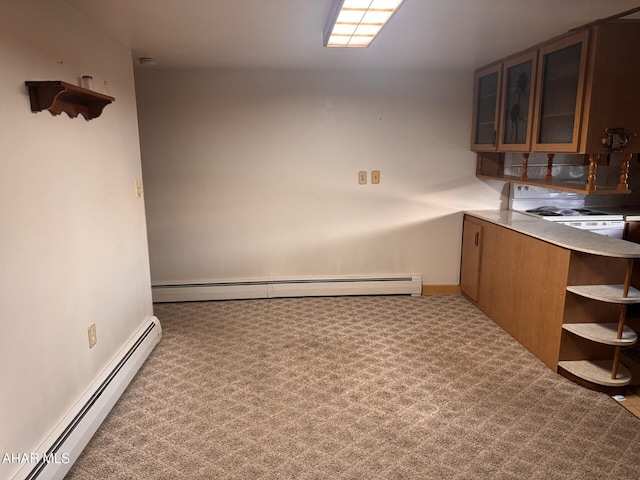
top-left (66, 295), bottom-right (640, 479)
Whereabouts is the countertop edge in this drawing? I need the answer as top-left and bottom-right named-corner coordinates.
top-left (464, 210), bottom-right (640, 258)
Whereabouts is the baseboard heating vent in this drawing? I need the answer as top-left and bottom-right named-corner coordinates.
top-left (17, 317), bottom-right (161, 480)
top-left (152, 275), bottom-right (422, 302)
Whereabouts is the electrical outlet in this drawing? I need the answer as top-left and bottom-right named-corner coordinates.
top-left (358, 171), bottom-right (367, 185)
top-left (135, 179), bottom-right (143, 198)
top-left (88, 324), bottom-right (97, 348)
top-left (371, 170), bottom-right (380, 184)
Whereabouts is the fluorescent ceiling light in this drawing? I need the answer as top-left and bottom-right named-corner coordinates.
top-left (323, 0), bottom-right (405, 48)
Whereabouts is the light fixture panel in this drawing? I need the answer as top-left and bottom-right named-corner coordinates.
top-left (348, 37), bottom-right (372, 47)
top-left (323, 0), bottom-right (405, 48)
top-left (344, 0), bottom-right (373, 8)
top-left (336, 10), bottom-right (366, 23)
top-left (328, 35), bottom-right (350, 46)
top-left (354, 24), bottom-right (380, 36)
top-left (333, 24), bottom-right (358, 35)
top-left (370, 0), bottom-right (404, 8)
top-left (361, 10), bottom-right (393, 24)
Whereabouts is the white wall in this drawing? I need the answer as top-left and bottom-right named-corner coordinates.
top-left (0, 1), bottom-right (153, 478)
top-left (135, 68), bottom-right (503, 287)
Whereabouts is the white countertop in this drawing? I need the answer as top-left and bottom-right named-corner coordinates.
top-left (465, 210), bottom-right (640, 258)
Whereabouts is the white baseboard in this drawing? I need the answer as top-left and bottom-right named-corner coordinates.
top-left (152, 275), bottom-right (423, 302)
top-left (14, 317), bottom-right (162, 480)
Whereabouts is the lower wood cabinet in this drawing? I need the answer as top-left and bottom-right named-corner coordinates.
top-left (463, 215), bottom-right (570, 369)
top-left (461, 214), bottom-right (639, 390)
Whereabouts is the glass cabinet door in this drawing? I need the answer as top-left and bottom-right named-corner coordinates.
top-left (471, 64), bottom-right (502, 151)
top-left (532, 30), bottom-right (589, 152)
top-left (498, 51), bottom-right (537, 151)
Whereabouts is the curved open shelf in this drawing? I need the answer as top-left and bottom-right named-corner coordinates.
top-left (25, 81), bottom-right (114, 120)
top-left (558, 360), bottom-right (632, 387)
top-left (562, 323), bottom-right (638, 346)
top-left (566, 284), bottom-right (640, 304)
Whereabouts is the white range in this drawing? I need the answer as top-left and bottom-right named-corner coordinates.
top-left (509, 184), bottom-right (625, 238)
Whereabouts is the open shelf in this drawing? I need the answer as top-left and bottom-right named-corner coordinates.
top-left (475, 149), bottom-right (634, 195)
top-left (25, 81), bottom-right (114, 120)
top-left (476, 174), bottom-right (630, 195)
top-left (562, 323), bottom-right (638, 346)
top-left (566, 284), bottom-right (640, 304)
top-left (558, 360), bottom-right (632, 387)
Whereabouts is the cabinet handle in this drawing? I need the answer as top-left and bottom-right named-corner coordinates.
top-left (474, 232), bottom-right (479, 247)
top-left (492, 130), bottom-right (496, 147)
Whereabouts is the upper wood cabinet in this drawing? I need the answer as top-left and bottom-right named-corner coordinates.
top-left (575, 20), bottom-right (640, 153)
top-left (531, 30), bottom-right (589, 152)
top-left (470, 64), bottom-right (502, 151)
top-left (471, 20), bottom-right (640, 155)
top-left (471, 51), bottom-right (538, 153)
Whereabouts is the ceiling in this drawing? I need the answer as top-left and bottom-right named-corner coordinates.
top-left (63, 0), bottom-right (640, 71)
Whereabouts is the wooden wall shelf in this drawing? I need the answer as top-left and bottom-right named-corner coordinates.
top-left (25, 81), bottom-right (114, 120)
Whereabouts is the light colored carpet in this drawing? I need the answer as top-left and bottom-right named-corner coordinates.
top-left (66, 295), bottom-right (640, 479)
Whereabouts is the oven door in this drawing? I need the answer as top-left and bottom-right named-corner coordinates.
top-left (554, 219), bottom-right (625, 238)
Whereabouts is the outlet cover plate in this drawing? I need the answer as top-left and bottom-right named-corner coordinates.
top-left (88, 323), bottom-right (97, 348)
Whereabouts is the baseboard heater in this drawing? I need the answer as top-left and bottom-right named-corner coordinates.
top-left (152, 275), bottom-right (422, 302)
top-left (16, 317), bottom-right (162, 480)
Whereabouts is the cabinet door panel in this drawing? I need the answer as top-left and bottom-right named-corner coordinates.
top-left (461, 219), bottom-right (482, 302)
top-left (532, 30), bottom-right (590, 152)
top-left (498, 51), bottom-right (537, 151)
top-left (471, 64), bottom-right (502, 151)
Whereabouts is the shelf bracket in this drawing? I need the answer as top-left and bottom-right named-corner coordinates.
top-left (520, 153), bottom-right (529, 181)
top-left (612, 258), bottom-right (634, 379)
top-left (617, 152), bottom-right (632, 192)
top-left (546, 154), bottom-right (555, 182)
top-left (585, 153), bottom-right (599, 193)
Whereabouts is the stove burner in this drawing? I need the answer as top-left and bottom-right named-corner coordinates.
top-left (526, 209), bottom-right (562, 216)
top-left (525, 206), bottom-right (608, 217)
top-left (573, 208), bottom-right (606, 215)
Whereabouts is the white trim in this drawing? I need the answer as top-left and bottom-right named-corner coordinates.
top-left (14, 317), bottom-right (162, 480)
top-left (152, 275), bottom-right (423, 302)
